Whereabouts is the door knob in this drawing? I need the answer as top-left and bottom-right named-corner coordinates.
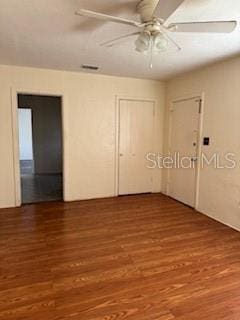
top-left (119, 153), bottom-right (124, 157)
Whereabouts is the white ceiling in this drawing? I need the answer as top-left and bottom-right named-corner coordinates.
top-left (1, 0), bottom-right (240, 80)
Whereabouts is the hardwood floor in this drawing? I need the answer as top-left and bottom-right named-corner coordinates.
top-left (1, 194), bottom-right (240, 319)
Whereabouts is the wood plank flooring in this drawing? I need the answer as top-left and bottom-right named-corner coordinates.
top-left (0, 194), bottom-right (240, 319)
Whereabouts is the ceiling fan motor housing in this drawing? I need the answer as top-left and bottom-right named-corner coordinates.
top-left (144, 20), bottom-right (162, 34)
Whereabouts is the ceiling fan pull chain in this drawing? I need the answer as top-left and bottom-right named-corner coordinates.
top-left (149, 35), bottom-right (153, 69)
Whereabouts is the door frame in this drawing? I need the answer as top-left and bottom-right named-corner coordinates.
top-left (11, 87), bottom-right (67, 206)
top-left (115, 96), bottom-right (156, 196)
top-left (167, 93), bottom-right (205, 209)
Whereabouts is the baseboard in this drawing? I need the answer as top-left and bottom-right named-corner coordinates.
top-left (196, 207), bottom-right (240, 233)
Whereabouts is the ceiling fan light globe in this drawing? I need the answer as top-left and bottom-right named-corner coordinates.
top-left (135, 32), bottom-right (151, 53)
top-left (153, 33), bottom-right (168, 52)
top-left (135, 45), bottom-right (147, 53)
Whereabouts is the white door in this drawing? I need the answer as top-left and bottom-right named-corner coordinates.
top-left (118, 100), bottom-right (154, 195)
top-left (168, 98), bottom-right (201, 207)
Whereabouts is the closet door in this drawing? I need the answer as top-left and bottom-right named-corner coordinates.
top-left (118, 100), bottom-right (154, 195)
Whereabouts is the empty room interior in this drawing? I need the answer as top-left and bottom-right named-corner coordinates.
top-left (1, 1), bottom-right (240, 319)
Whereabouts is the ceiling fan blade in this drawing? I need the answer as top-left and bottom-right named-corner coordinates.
top-left (101, 32), bottom-right (140, 47)
top-left (136, 0), bottom-right (159, 22)
top-left (154, 0), bottom-right (185, 21)
top-left (75, 9), bottom-right (142, 27)
top-left (168, 21), bottom-right (237, 33)
top-left (160, 30), bottom-right (182, 52)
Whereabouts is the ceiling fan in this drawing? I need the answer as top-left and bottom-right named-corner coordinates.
top-left (76, 0), bottom-right (237, 68)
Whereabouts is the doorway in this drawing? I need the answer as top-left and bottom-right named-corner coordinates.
top-left (118, 99), bottom-right (154, 195)
top-left (17, 94), bottom-right (63, 204)
top-left (168, 97), bottom-right (202, 207)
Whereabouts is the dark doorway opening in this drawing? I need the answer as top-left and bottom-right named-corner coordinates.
top-left (18, 94), bottom-right (63, 204)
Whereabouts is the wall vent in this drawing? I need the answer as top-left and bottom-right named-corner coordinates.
top-left (81, 65), bottom-right (99, 71)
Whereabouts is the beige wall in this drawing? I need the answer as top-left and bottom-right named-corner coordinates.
top-left (0, 65), bottom-right (165, 208)
top-left (164, 56), bottom-right (240, 231)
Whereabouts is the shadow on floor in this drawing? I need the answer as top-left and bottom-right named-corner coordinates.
top-left (20, 160), bottom-right (63, 204)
